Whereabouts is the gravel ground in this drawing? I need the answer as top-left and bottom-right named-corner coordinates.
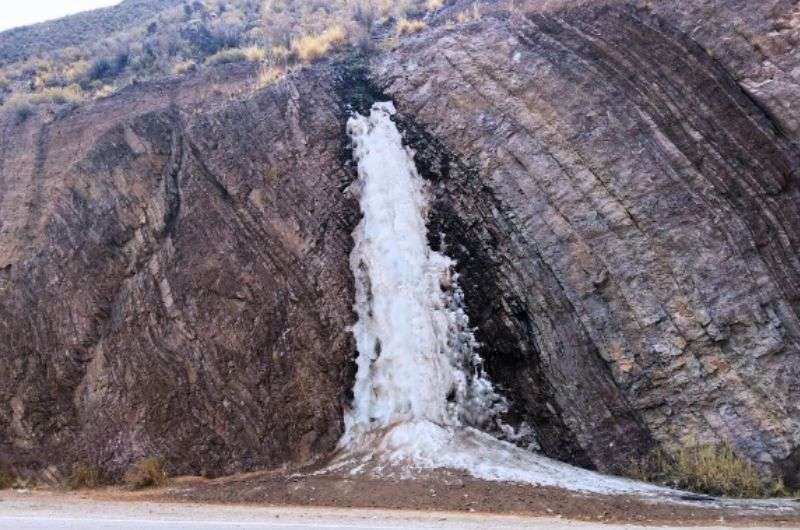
top-left (7, 467), bottom-right (796, 528)
top-left (0, 489), bottom-right (797, 530)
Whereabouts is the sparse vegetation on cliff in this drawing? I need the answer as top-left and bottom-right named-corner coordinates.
top-left (257, 64), bottom-right (283, 87)
top-left (396, 18), bottom-right (427, 35)
top-left (0, 0), bottom-right (448, 121)
top-left (291, 25), bottom-right (348, 61)
top-left (456, 2), bottom-right (481, 23)
top-left (670, 444), bottom-right (792, 498)
top-left (2, 84), bottom-right (83, 123)
top-left (628, 444), bottom-right (793, 498)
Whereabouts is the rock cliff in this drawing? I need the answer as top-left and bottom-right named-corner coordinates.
top-left (1, 0), bottom-right (799, 488)
top-left (0, 63), bottom-right (361, 479)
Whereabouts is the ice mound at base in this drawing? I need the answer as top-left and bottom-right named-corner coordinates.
top-left (333, 419), bottom-right (668, 495)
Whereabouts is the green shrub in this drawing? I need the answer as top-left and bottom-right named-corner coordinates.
top-left (12, 477), bottom-right (36, 489)
top-left (0, 468), bottom-right (34, 490)
top-left (86, 51), bottom-right (129, 82)
top-left (625, 448), bottom-right (673, 484)
top-left (123, 457), bottom-right (168, 490)
top-left (3, 97), bottom-right (34, 124)
top-left (65, 464), bottom-right (99, 490)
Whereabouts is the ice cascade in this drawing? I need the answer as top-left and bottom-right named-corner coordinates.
top-left (338, 102), bottom-right (665, 495)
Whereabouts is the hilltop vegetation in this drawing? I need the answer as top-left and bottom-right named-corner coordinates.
top-left (0, 0), bottom-right (184, 66)
top-left (0, 0), bottom-right (464, 122)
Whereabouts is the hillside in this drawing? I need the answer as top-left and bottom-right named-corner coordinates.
top-left (0, 0), bottom-right (437, 121)
top-left (0, 0), bottom-right (184, 66)
top-left (1, 0), bottom-right (800, 507)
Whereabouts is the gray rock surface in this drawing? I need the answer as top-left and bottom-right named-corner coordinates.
top-left (644, 0), bottom-right (800, 143)
top-left (374, 0), bottom-right (800, 483)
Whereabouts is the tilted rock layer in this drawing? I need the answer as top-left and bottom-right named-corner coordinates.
top-left (376, 0), bottom-right (800, 483)
top-left (1, 0), bottom-right (800, 487)
top-left (0, 64), bottom-right (360, 479)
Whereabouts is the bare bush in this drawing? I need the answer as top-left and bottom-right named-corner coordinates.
top-left (65, 464), bottom-right (99, 490)
top-left (123, 457), bottom-right (169, 490)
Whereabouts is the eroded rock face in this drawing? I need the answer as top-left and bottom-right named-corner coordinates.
top-left (644, 0), bottom-right (800, 143)
top-left (1, 0), bottom-right (799, 488)
top-left (0, 64), bottom-right (359, 479)
top-left (374, 1), bottom-right (800, 483)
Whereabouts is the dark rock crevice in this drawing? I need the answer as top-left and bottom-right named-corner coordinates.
top-left (390, 113), bottom-right (654, 471)
top-left (161, 113), bottom-right (185, 239)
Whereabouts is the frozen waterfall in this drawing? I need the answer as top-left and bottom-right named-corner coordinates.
top-left (337, 101), bottom-right (666, 495)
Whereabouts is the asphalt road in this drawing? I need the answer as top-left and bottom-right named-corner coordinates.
top-left (0, 490), bottom-right (788, 530)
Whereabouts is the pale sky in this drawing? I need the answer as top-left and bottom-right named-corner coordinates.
top-left (1, 0), bottom-right (122, 32)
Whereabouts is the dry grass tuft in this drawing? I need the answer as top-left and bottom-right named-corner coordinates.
top-left (65, 464), bottom-right (99, 490)
top-left (64, 60), bottom-right (90, 84)
top-left (94, 84), bottom-right (117, 99)
top-left (457, 3), bottom-right (481, 23)
top-left (628, 443), bottom-right (793, 498)
top-left (21, 85), bottom-right (84, 106)
top-left (270, 45), bottom-right (291, 62)
top-left (396, 18), bottom-right (427, 36)
top-left (670, 444), bottom-right (765, 498)
top-left (291, 25), bottom-right (347, 62)
top-left (172, 61), bottom-right (197, 75)
top-left (2, 84), bottom-right (84, 123)
top-left (204, 45), bottom-right (269, 67)
top-left (206, 49), bottom-right (240, 66)
top-left (257, 65), bottom-right (284, 88)
top-left (123, 457), bottom-right (169, 490)
top-left (243, 45), bottom-right (267, 62)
